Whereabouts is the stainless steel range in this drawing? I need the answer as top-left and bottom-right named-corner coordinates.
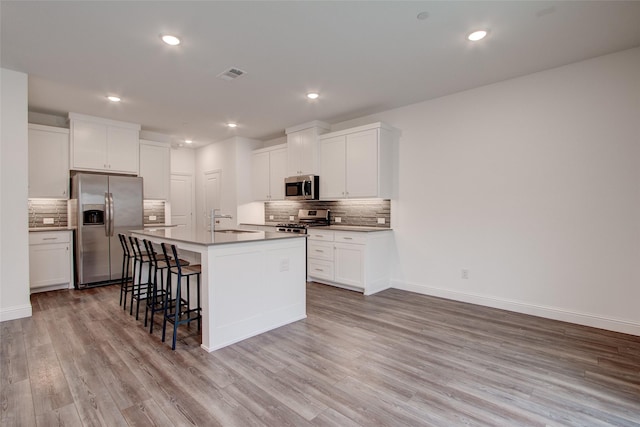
top-left (276, 209), bottom-right (329, 233)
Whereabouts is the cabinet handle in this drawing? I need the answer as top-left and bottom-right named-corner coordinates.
top-left (42, 237), bottom-right (58, 241)
top-left (315, 268), bottom-right (324, 272)
top-left (315, 249), bottom-right (324, 253)
top-left (343, 237), bottom-right (353, 240)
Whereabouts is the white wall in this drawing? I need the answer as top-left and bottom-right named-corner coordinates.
top-left (194, 137), bottom-right (261, 231)
top-left (171, 146), bottom-right (195, 175)
top-left (1, 68), bottom-right (31, 321)
top-left (334, 47), bottom-right (640, 335)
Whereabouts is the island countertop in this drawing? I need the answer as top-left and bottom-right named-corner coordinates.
top-left (131, 227), bottom-right (305, 246)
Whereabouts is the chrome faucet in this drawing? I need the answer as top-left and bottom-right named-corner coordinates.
top-left (210, 209), bottom-right (233, 232)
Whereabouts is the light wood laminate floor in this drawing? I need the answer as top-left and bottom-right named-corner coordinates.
top-left (1, 282), bottom-right (639, 426)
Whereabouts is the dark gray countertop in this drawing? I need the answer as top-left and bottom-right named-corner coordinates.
top-left (315, 225), bottom-right (392, 232)
top-left (131, 227), bottom-right (305, 246)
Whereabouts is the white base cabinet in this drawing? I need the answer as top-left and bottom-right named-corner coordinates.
top-left (307, 229), bottom-right (392, 295)
top-left (29, 230), bottom-right (74, 293)
top-left (28, 124), bottom-right (69, 198)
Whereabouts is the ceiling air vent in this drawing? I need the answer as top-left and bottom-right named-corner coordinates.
top-left (217, 67), bottom-right (246, 81)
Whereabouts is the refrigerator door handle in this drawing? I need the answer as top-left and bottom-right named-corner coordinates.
top-left (104, 192), bottom-right (110, 237)
top-left (109, 193), bottom-right (115, 237)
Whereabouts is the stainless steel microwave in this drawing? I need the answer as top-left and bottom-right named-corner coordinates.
top-left (285, 175), bottom-right (319, 200)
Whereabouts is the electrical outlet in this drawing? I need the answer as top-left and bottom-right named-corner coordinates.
top-left (269, 215), bottom-right (274, 220)
top-left (279, 257), bottom-right (290, 272)
top-left (43, 218), bottom-right (54, 224)
top-left (335, 217), bottom-right (342, 223)
top-left (289, 215), bottom-right (295, 221)
top-left (377, 218), bottom-right (385, 224)
top-left (461, 269), bottom-right (469, 279)
top-left (149, 215), bottom-right (157, 221)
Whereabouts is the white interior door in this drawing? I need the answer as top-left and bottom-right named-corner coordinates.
top-left (204, 170), bottom-right (225, 230)
top-left (170, 174), bottom-right (193, 234)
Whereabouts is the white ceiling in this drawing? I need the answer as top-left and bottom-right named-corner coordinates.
top-left (2, 1), bottom-right (640, 147)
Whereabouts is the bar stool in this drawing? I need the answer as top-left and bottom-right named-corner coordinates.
top-left (161, 243), bottom-right (202, 350)
top-left (128, 236), bottom-right (152, 320)
top-left (118, 234), bottom-right (135, 310)
top-left (142, 239), bottom-right (190, 334)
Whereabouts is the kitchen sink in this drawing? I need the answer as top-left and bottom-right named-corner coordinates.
top-left (215, 229), bottom-right (258, 234)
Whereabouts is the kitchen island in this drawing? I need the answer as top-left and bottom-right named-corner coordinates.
top-left (131, 227), bottom-right (307, 352)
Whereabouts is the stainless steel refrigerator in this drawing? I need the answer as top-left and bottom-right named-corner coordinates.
top-left (71, 173), bottom-right (143, 288)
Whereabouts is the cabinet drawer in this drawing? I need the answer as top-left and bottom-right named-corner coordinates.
top-left (308, 259), bottom-right (334, 281)
top-left (307, 241), bottom-right (333, 261)
top-left (29, 231), bottom-right (71, 245)
top-left (307, 230), bottom-right (334, 241)
top-left (334, 231), bottom-right (367, 245)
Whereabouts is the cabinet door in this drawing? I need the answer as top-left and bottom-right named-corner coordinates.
top-left (107, 126), bottom-right (139, 174)
top-left (29, 243), bottom-right (71, 289)
top-left (28, 125), bottom-right (69, 198)
top-left (334, 242), bottom-right (365, 288)
top-left (345, 129), bottom-right (378, 198)
top-left (72, 120), bottom-right (107, 170)
top-left (140, 142), bottom-right (170, 199)
top-left (251, 151), bottom-right (270, 200)
top-left (269, 148), bottom-right (287, 200)
top-left (319, 135), bottom-right (346, 199)
top-left (287, 128), bottom-right (318, 176)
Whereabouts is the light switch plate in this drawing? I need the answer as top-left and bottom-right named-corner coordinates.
top-left (335, 217), bottom-right (342, 223)
top-left (43, 218), bottom-right (54, 224)
top-left (149, 215), bottom-right (157, 221)
top-left (269, 215), bottom-right (274, 220)
top-left (377, 218), bottom-right (385, 224)
top-left (289, 215), bottom-right (295, 221)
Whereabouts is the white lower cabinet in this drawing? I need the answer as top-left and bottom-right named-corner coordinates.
top-left (29, 231), bottom-right (74, 293)
top-left (307, 229), bottom-right (392, 295)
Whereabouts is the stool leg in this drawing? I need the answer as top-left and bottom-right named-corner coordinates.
top-left (130, 258), bottom-right (138, 316)
top-left (144, 262), bottom-right (155, 328)
top-left (122, 256), bottom-right (130, 311)
top-left (172, 272), bottom-right (182, 350)
top-left (162, 270), bottom-right (171, 343)
top-left (197, 274), bottom-right (201, 331)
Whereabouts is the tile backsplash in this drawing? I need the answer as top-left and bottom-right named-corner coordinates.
top-left (265, 199), bottom-right (391, 228)
top-left (28, 199), bottom-right (68, 228)
top-left (144, 200), bottom-right (166, 224)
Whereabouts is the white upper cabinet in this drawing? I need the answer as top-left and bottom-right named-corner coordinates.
top-left (28, 124), bottom-right (69, 198)
top-left (318, 122), bottom-right (398, 199)
top-left (139, 140), bottom-right (170, 200)
top-left (251, 144), bottom-right (287, 201)
top-left (285, 121), bottom-right (330, 176)
top-left (69, 113), bottom-right (140, 174)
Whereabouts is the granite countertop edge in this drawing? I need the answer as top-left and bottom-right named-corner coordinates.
top-left (131, 228), bottom-right (306, 247)
top-left (315, 225), bottom-right (393, 232)
top-left (29, 227), bottom-right (76, 232)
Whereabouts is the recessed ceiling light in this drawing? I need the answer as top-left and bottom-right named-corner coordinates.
top-left (185, 139), bottom-right (193, 144)
top-left (107, 96), bottom-right (121, 102)
top-left (307, 92), bottom-right (319, 100)
top-left (416, 11), bottom-right (429, 20)
top-left (161, 34), bottom-right (181, 46)
top-left (227, 123), bottom-right (238, 128)
top-left (467, 30), bottom-right (488, 41)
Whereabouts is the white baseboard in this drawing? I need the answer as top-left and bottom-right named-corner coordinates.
top-left (0, 304), bottom-right (32, 322)
top-left (392, 280), bottom-right (640, 337)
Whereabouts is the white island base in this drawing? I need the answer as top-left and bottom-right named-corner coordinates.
top-left (132, 229), bottom-right (307, 352)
